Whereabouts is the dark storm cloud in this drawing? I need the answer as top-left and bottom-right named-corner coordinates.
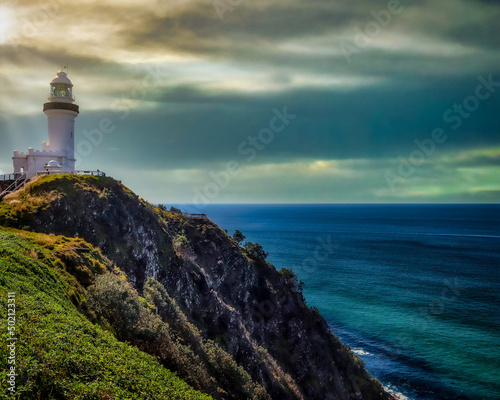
top-left (116, 0), bottom-right (500, 58)
top-left (0, 44), bottom-right (130, 82)
top-left (121, 2), bottom-right (357, 46)
top-left (417, 0), bottom-right (500, 51)
top-left (94, 0), bottom-right (500, 111)
top-left (77, 73), bottom-right (500, 172)
top-left (2, 0), bottom-right (499, 202)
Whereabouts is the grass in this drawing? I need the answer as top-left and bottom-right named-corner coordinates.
top-left (0, 175), bottom-right (139, 228)
top-left (0, 227), bottom-right (213, 400)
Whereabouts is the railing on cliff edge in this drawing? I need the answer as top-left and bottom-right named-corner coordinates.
top-left (0, 170), bottom-right (106, 181)
top-left (0, 173), bottom-right (28, 200)
top-left (35, 170), bottom-right (106, 177)
top-left (0, 173), bottom-right (25, 182)
top-left (181, 212), bottom-right (207, 219)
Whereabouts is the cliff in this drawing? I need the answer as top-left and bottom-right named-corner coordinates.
top-left (0, 175), bottom-right (393, 400)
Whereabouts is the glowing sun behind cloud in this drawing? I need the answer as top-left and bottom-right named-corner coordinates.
top-left (0, 5), bottom-right (15, 45)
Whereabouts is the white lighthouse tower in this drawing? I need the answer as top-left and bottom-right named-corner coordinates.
top-left (43, 69), bottom-right (79, 169)
top-left (12, 68), bottom-right (80, 176)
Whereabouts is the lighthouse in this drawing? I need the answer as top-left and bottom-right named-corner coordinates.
top-left (1, 69), bottom-right (104, 198)
top-left (12, 68), bottom-right (80, 176)
top-left (43, 69), bottom-right (79, 169)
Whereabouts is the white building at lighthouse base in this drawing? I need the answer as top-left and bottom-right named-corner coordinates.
top-left (12, 147), bottom-right (74, 177)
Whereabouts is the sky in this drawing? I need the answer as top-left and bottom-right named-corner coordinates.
top-left (0, 0), bottom-right (499, 205)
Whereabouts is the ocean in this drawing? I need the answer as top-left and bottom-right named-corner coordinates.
top-left (174, 204), bottom-right (500, 400)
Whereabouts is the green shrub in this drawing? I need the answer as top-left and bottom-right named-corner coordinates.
top-left (87, 273), bottom-right (144, 340)
top-left (279, 268), bottom-right (304, 294)
top-left (244, 242), bottom-right (268, 261)
top-left (98, 187), bottom-right (112, 200)
top-left (232, 230), bottom-right (245, 245)
top-left (174, 235), bottom-right (190, 252)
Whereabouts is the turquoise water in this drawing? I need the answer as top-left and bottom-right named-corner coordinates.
top-left (175, 204), bottom-right (500, 400)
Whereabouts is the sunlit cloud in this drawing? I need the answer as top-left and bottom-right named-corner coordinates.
top-left (0, 5), bottom-right (16, 45)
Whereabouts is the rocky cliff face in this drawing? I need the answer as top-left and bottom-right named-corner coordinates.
top-left (0, 175), bottom-right (393, 400)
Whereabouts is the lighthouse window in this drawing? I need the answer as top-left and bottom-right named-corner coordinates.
top-left (52, 85), bottom-right (70, 97)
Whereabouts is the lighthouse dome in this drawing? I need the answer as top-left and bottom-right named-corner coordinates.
top-left (46, 160), bottom-right (60, 168)
top-left (51, 70), bottom-right (73, 86)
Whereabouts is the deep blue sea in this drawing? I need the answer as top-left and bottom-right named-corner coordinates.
top-left (173, 204), bottom-right (500, 400)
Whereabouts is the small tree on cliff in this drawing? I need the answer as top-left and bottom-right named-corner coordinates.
top-left (244, 242), bottom-right (268, 261)
top-left (232, 230), bottom-right (246, 245)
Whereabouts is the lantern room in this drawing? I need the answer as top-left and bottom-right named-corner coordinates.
top-left (48, 69), bottom-right (75, 103)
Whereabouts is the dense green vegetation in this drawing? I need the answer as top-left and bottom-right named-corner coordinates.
top-left (0, 228), bottom-right (213, 399)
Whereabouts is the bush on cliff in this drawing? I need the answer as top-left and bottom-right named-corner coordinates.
top-left (244, 242), bottom-right (269, 261)
top-left (232, 230), bottom-right (245, 245)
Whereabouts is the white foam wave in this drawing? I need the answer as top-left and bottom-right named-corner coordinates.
top-left (384, 384), bottom-right (412, 400)
top-left (352, 348), bottom-right (371, 356)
